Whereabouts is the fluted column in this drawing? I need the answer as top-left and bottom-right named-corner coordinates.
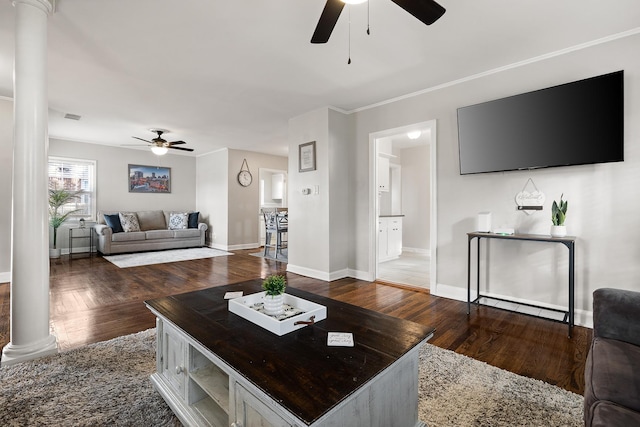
top-left (1, 0), bottom-right (56, 366)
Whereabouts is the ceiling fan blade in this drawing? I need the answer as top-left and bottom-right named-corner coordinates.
top-left (167, 140), bottom-right (186, 145)
top-left (168, 146), bottom-right (194, 152)
top-left (311, 0), bottom-right (345, 44)
top-left (132, 136), bottom-right (153, 143)
top-left (390, 0), bottom-right (446, 26)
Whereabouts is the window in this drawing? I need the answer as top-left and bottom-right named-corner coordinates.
top-left (48, 157), bottom-right (96, 221)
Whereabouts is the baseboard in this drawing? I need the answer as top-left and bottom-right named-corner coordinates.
top-left (227, 243), bottom-right (260, 251)
top-left (402, 247), bottom-right (431, 256)
top-left (348, 268), bottom-right (374, 281)
top-left (0, 271), bottom-right (10, 284)
top-left (208, 243), bottom-right (229, 251)
top-left (432, 282), bottom-right (593, 329)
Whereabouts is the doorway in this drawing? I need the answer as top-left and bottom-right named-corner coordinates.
top-left (369, 120), bottom-right (437, 290)
top-left (259, 168), bottom-right (287, 246)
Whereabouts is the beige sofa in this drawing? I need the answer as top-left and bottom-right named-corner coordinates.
top-left (94, 210), bottom-right (207, 255)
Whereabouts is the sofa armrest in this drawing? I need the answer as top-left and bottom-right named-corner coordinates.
top-left (198, 223), bottom-right (208, 232)
top-left (93, 224), bottom-right (112, 236)
top-left (593, 288), bottom-right (640, 346)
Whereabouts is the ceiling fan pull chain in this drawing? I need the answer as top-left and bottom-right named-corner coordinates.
top-left (367, 0), bottom-right (370, 35)
top-left (347, 6), bottom-right (352, 64)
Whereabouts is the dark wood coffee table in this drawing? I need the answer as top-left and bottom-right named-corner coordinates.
top-left (146, 279), bottom-right (434, 426)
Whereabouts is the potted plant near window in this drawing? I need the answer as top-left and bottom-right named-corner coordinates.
top-left (550, 194), bottom-right (568, 237)
top-left (262, 274), bottom-right (287, 316)
top-left (49, 187), bottom-right (81, 258)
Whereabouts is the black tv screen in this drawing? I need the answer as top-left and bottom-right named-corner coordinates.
top-left (457, 70), bottom-right (624, 175)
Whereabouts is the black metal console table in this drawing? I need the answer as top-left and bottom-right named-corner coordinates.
top-left (467, 232), bottom-right (576, 337)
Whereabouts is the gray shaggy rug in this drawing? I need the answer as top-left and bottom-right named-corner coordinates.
top-left (0, 329), bottom-right (583, 426)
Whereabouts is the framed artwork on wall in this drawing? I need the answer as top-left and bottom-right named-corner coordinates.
top-left (128, 164), bottom-right (171, 193)
top-left (299, 141), bottom-right (316, 172)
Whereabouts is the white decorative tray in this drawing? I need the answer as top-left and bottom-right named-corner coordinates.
top-left (228, 292), bottom-right (327, 336)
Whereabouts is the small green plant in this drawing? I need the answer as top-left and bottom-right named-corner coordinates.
top-left (551, 194), bottom-right (568, 226)
top-left (49, 187), bottom-right (82, 249)
top-left (262, 275), bottom-right (286, 296)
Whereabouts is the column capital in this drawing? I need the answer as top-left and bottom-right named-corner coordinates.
top-left (12, 0), bottom-right (54, 15)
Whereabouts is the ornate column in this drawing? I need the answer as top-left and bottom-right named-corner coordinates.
top-left (1, 0), bottom-right (56, 366)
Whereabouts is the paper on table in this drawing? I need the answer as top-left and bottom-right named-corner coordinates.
top-left (224, 291), bottom-right (243, 300)
top-left (327, 332), bottom-right (354, 347)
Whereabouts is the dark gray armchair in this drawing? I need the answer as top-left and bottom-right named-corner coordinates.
top-left (584, 288), bottom-right (640, 426)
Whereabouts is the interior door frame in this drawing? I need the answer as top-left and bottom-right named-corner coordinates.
top-left (368, 120), bottom-right (438, 290)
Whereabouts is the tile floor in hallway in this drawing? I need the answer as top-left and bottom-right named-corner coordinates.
top-left (378, 252), bottom-right (430, 288)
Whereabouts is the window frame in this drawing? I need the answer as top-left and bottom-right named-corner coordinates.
top-left (48, 156), bottom-right (97, 222)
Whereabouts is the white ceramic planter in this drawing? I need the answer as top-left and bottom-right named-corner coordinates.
top-left (550, 225), bottom-right (567, 238)
top-left (49, 248), bottom-right (61, 258)
top-left (263, 294), bottom-right (285, 316)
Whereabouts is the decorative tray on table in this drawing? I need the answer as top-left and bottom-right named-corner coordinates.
top-left (228, 291), bottom-right (327, 336)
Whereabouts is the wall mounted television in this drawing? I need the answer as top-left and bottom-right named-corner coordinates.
top-left (457, 70), bottom-right (624, 175)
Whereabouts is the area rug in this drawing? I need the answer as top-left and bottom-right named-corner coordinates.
top-left (103, 247), bottom-right (232, 268)
top-left (0, 329), bottom-right (583, 426)
top-left (250, 248), bottom-right (288, 263)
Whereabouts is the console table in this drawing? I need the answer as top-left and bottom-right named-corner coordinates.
top-left (145, 280), bottom-right (434, 427)
top-left (467, 232), bottom-right (575, 337)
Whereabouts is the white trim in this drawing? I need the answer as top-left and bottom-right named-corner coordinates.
top-left (227, 243), bottom-right (260, 251)
top-left (370, 120), bottom-right (437, 291)
top-left (351, 27), bottom-right (640, 113)
top-left (402, 247), bottom-right (430, 256)
top-left (347, 268), bottom-right (374, 282)
top-left (208, 243), bottom-right (229, 251)
top-left (286, 264), bottom-right (353, 282)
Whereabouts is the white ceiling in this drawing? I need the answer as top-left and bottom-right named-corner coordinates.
top-left (1, 0), bottom-right (639, 157)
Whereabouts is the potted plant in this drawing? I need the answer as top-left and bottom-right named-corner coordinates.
top-left (262, 274), bottom-right (286, 316)
top-left (49, 187), bottom-right (82, 258)
top-left (550, 194), bottom-right (568, 237)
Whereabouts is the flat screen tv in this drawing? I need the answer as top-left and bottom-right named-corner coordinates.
top-left (457, 70), bottom-right (624, 175)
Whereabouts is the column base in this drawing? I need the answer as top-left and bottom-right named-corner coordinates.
top-left (1, 334), bottom-right (58, 367)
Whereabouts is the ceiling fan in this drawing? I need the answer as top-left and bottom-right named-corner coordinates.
top-left (311, 0), bottom-right (446, 44)
top-left (129, 129), bottom-right (194, 155)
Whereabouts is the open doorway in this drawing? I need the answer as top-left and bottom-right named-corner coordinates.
top-left (259, 168), bottom-right (287, 246)
top-left (369, 120), bottom-right (437, 290)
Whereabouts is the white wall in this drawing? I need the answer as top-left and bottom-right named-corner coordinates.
top-left (349, 33), bottom-right (640, 321)
top-left (0, 99), bottom-right (13, 282)
top-left (227, 149), bottom-right (288, 249)
top-left (401, 144), bottom-right (430, 252)
top-left (196, 149), bottom-right (229, 248)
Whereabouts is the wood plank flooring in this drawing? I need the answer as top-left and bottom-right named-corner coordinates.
top-left (0, 249), bottom-right (591, 395)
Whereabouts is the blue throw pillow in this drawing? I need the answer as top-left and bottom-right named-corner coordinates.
top-left (188, 212), bottom-right (199, 229)
top-left (104, 213), bottom-right (124, 233)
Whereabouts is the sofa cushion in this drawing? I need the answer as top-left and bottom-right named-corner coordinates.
top-left (585, 337), bottom-right (640, 415)
top-left (589, 401), bottom-right (640, 427)
top-left (103, 213), bottom-right (124, 233)
top-left (119, 212), bottom-right (141, 232)
top-left (173, 229), bottom-right (201, 238)
top-left (168, 212), bottom-right (188, 230)
top-left (137, 210), bottom-right (166, 231)
top-left (112, 231), bottom-right (146, 242)
top-left (188, 212), bottom-right (199, 229)
top-left (146, 230), bottom-right (175, 240)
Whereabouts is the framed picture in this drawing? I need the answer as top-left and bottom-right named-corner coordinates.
top-left (128, 164), bottom-right (171, 193)
top-left (299, 141), bottom-right (316, 172)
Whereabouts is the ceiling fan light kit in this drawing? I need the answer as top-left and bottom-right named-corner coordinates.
top-left (126, 129), bottom-right (195, 155)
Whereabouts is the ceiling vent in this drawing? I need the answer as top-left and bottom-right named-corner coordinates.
top-left (64, 113), bottom-right (81, 121)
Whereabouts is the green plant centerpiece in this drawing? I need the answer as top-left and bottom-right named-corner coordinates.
top-left (262, 274), bottom-right (286, 316)
top-left (49, 187), bottom-right (82, 256)
top-left (550, 194), bottom-right (568, 237)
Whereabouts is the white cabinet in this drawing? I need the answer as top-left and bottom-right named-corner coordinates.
top-left (234, 382), bottom-right (293, 427)
top-left (159, 320), bottom-right (187, 398)
top-left (378, 217), bottom-right (402, 262)
top-left (377, 156), bottom-right (390, 192)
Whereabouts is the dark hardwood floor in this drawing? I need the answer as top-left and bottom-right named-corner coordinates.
top-left (0, 249), bottom-right (591, 395)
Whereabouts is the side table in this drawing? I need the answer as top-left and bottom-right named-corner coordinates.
top-left (68, 226), bottom-right (95, 258)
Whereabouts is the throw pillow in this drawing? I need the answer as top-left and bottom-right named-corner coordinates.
top-left (103, 213), bottom-right (124, 233)
top-left (119, 212), bottom-right (141, 232)
top-left (168, 212), bottom-right (188, 230)
top-left (188, 212), bottom-right (199, 229)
